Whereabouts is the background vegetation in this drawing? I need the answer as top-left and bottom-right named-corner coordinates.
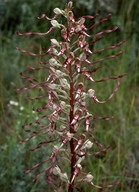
top-left (0, 0), bottom-right (139, 191)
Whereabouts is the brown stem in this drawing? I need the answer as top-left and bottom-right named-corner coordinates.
top-left (68, 56), bottom-right (76, 192)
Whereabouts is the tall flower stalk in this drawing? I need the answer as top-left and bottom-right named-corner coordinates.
top-left (16, 1), bottom-right (126, 191)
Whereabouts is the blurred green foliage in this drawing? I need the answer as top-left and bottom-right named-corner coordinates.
top-left (0, 0), bottom-right (139, 191)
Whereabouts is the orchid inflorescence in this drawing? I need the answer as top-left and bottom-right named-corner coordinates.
top-left (16, 1), bottom-right (126, 191)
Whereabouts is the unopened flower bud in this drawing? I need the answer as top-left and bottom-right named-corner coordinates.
top-left (51, 20), bottom-right (61, 28)
top-left (78, 17), bottom-right (85, 25)
top-left (88, 89), bottom-right (95, 98)
top-left (81, 92), bottom-right (87, 100)
top-left (76, 156), bottom-right (85, 165)
top-left (60, 125), bottom-right (67, 131)
top-left (79, 52), bottom-right (86, 60)
top-left (81, 100), bottom-right (86, 106)
top-left (76, 163), bottom-right (82, 170)
top-left (60, 172), bottom-right (69, 183)
top-left (67, 132), bottom-right (74, 141)
top-left (83, 173), bottom-right (94, 183)
top-left (53, 166), bottom-right (69, 183)
top-left (81, 140), bottom-right (93, 150)
top-left (53, 165), bottom-right (61, 175)
top-left (49, 58), bottom-right (62, 67)
top-left (60, 101), bottom-right (70, 112)
top-left (50, 67), bottom-right (67, 78)
top-left (68, 1), bottom-right (73, 9)
top-left (51, 48), bottom-right (58, 55)
top-left (59, 78), bottom-right (70, 89)
top-left (75, 25), bottom-right (82, 33)
top-left (60, 101), bottom-right (66, 110)
top-left (48, 83), bottom-right (61, 90)
top-left (53, 8), bottom-right (65, 15)
top-left (51, 39), bottom-right (60, 47)
top-left (56, 70), bottom-right (68, 78)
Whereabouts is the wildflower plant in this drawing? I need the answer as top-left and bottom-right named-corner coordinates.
top-left (16, 1), bottom-right (126, 191)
